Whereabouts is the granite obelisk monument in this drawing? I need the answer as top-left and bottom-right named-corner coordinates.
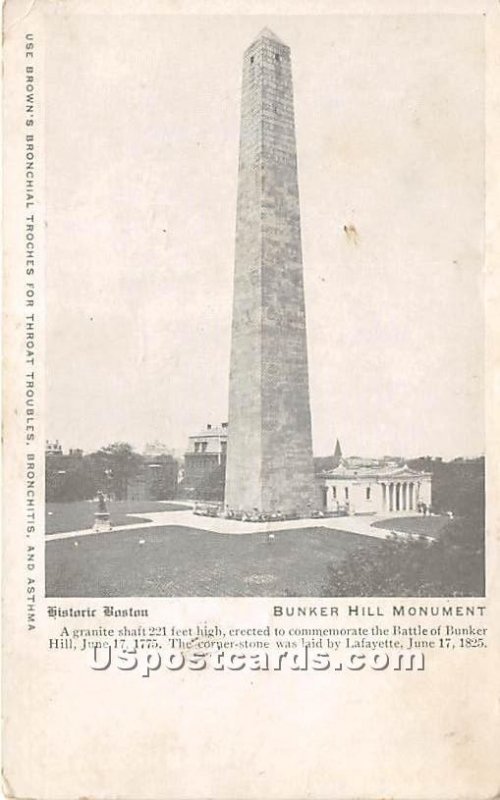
top-left (225, 29), bottom-right (317, 516)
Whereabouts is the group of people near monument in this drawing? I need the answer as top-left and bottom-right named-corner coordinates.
top-left (193, 503), bottom-right (327, 523)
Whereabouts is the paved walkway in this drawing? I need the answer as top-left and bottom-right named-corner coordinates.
top-left (46, 508), bottom-right (432, 543)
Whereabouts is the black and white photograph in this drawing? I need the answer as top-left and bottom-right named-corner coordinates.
top-left (44, 14), bottom-right (485, 598)
top-left (4, 4), bottom-right (500, 800)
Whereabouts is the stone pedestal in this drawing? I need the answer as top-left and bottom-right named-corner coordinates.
top-left (93, 511), bottom-right (112, 532)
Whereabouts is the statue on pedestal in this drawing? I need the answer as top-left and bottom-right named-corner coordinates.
top-left (93, 490), bottom-right (112, 532)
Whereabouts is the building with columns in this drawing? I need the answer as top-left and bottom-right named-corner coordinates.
top-left (317, 458), bottom-right (432, 516)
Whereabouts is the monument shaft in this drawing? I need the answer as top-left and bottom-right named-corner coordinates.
top-left (225, 29), bottom-right (317, 514)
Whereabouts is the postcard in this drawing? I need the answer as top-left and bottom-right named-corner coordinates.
top-left (3, 1), bottom-right (499, 797)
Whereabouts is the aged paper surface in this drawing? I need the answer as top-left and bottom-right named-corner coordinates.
top-left (2, 0), bottom-right (500, 797)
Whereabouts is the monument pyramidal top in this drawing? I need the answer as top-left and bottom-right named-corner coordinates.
top-left (251, 27), bottom-right (285, 44)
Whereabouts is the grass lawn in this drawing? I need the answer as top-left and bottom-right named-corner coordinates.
top-left (371, 515), bottom-right (450, 538)
top-left (45, 500), bottom-right (191, 535)
top-left (46, 524), bottom-right (399, 597)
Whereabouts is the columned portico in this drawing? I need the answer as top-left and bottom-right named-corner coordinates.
top-left (382, 480), bottom-right (420, 512)
top-left (318, 463), bottom-right (432, 516)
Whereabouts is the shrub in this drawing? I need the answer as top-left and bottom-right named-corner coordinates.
top-left (323, 513), bottom-right (484, 597)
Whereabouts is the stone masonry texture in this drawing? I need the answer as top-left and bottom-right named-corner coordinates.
top-left (225, 29), bottom-right (318, 515)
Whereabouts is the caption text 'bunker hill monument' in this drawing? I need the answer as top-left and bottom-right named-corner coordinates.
top-left (225, 28), bottom-right (318, 516)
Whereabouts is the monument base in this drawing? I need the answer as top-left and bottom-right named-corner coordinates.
top-left (93, 511), bottom-right (112, 532)
top-left (223, 507), bottom-right (322, 523)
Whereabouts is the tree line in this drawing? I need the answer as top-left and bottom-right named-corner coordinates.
top-left (45, 442), bottom-right (178, 502)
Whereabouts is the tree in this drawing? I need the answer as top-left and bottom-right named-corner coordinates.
top-left (45, 456), bottom-right (97, 502)
top-left (322, 498), bottom-right (485, 597)
top-left (407, 456), bottom-right (484, 517)
top-left (90, 442), bottom-right (143, 500)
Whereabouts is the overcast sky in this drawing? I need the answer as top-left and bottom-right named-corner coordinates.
top-left (46, 13), bottom-right (484, 458)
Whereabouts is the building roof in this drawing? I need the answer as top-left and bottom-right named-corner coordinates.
top-left (320, 461), bottom-right (432, 480)
top-left (143, 440), bottom-right (174, 457)
top-left (189, 425), bottom-right (228, 440)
